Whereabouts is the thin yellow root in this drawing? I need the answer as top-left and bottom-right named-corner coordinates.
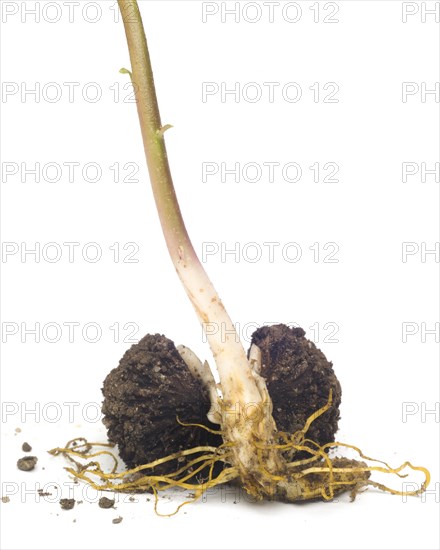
top-left (176, 416), bottom-right (224, 435)
top-left (49, 437), bottom-right (238, 516)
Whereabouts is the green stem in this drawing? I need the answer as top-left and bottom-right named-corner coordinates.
top-left (117, 0), bottom-right (186, 252)
top-left (117, 0), bottom-right (262, 407)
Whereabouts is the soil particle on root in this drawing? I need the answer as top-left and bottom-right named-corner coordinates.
top-left (102, 334), bottom-right (222, 473)
top-left (21, 442), bottom-right (32, 452)
top-left (17, 456), bottom-right (38, 471)
top-left (60, 499), bottom-right (75, 510)
top-left (112, 516), bottom-right (123, 524)
top-left (277, 457), bottom-right (370, 502)
top-left (249, 324), bottom-right (342, 450)
top-left (98, 497), bottom-right (115, 509)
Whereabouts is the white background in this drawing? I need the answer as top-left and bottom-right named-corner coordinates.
top-left (1, 1), bottom-right (439, 549)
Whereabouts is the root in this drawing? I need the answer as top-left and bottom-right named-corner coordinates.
top-left (49, 394), bottom-right (430, 514)
top-left (49, 438), bottom-right (237, 516)
top-left (176, 417), bottom-right (224, 436)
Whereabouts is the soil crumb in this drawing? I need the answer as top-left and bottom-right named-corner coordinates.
top-left (60, 498), bottom-right (75, 510)
top-left (98, 497), bottom-right (115, 509)
top-left (21, 442), bottom-right (32, 452)
top-left (17, 456), bottom-right (38, 471)
top-left (1, 496), bottom-right (10, 503)
top-left (112, 516), bottom-right (123, 524)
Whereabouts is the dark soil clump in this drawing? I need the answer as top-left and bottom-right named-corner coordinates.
top-left (102, 334), bottom-right (222, 473)
top-left (21, 442), bottom-right (32, 452)
top-left (60, 498), bottom-right (75, 510)
top-left (17, 456), bottom-right (38, 471)
top-left (98, 496), bottom-right (115, 509)
top-left (112, 516), bottom-right (123, 524)
top-left (249, 324), bottom-right (341, 449)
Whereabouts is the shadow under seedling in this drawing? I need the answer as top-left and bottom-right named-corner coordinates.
top-left (51, 0), bottom-right (429, 514)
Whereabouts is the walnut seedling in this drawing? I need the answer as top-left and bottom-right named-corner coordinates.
top-left (51, 1), bottom-right (429, 513)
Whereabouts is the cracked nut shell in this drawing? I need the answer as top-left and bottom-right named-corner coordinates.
top-left (101, 334), bottom-right (222, 473)
top-left (249, 324), bottom-right (342, 449)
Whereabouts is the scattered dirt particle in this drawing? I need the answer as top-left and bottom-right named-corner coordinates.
top-left (37, 489), bottom-right (52, 497)
top-left (98, 497), bottom-right (115, 509)
top-left (21, 442), bottom-right (32, 452)
top-left (112, 516), bottom-right (123, 524)
top-left (77, 500), bottom-right (83, 505)
top-left (60, 498), bottom-right (75, 510)
top-left (2, 496), bottom-right (10, 503)
top-left (17, 456), bottom-right (38, 471)
top-left (15, 428), bottom-right (22, 434)
top-left (128, 496), bottom-right (136, 502)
